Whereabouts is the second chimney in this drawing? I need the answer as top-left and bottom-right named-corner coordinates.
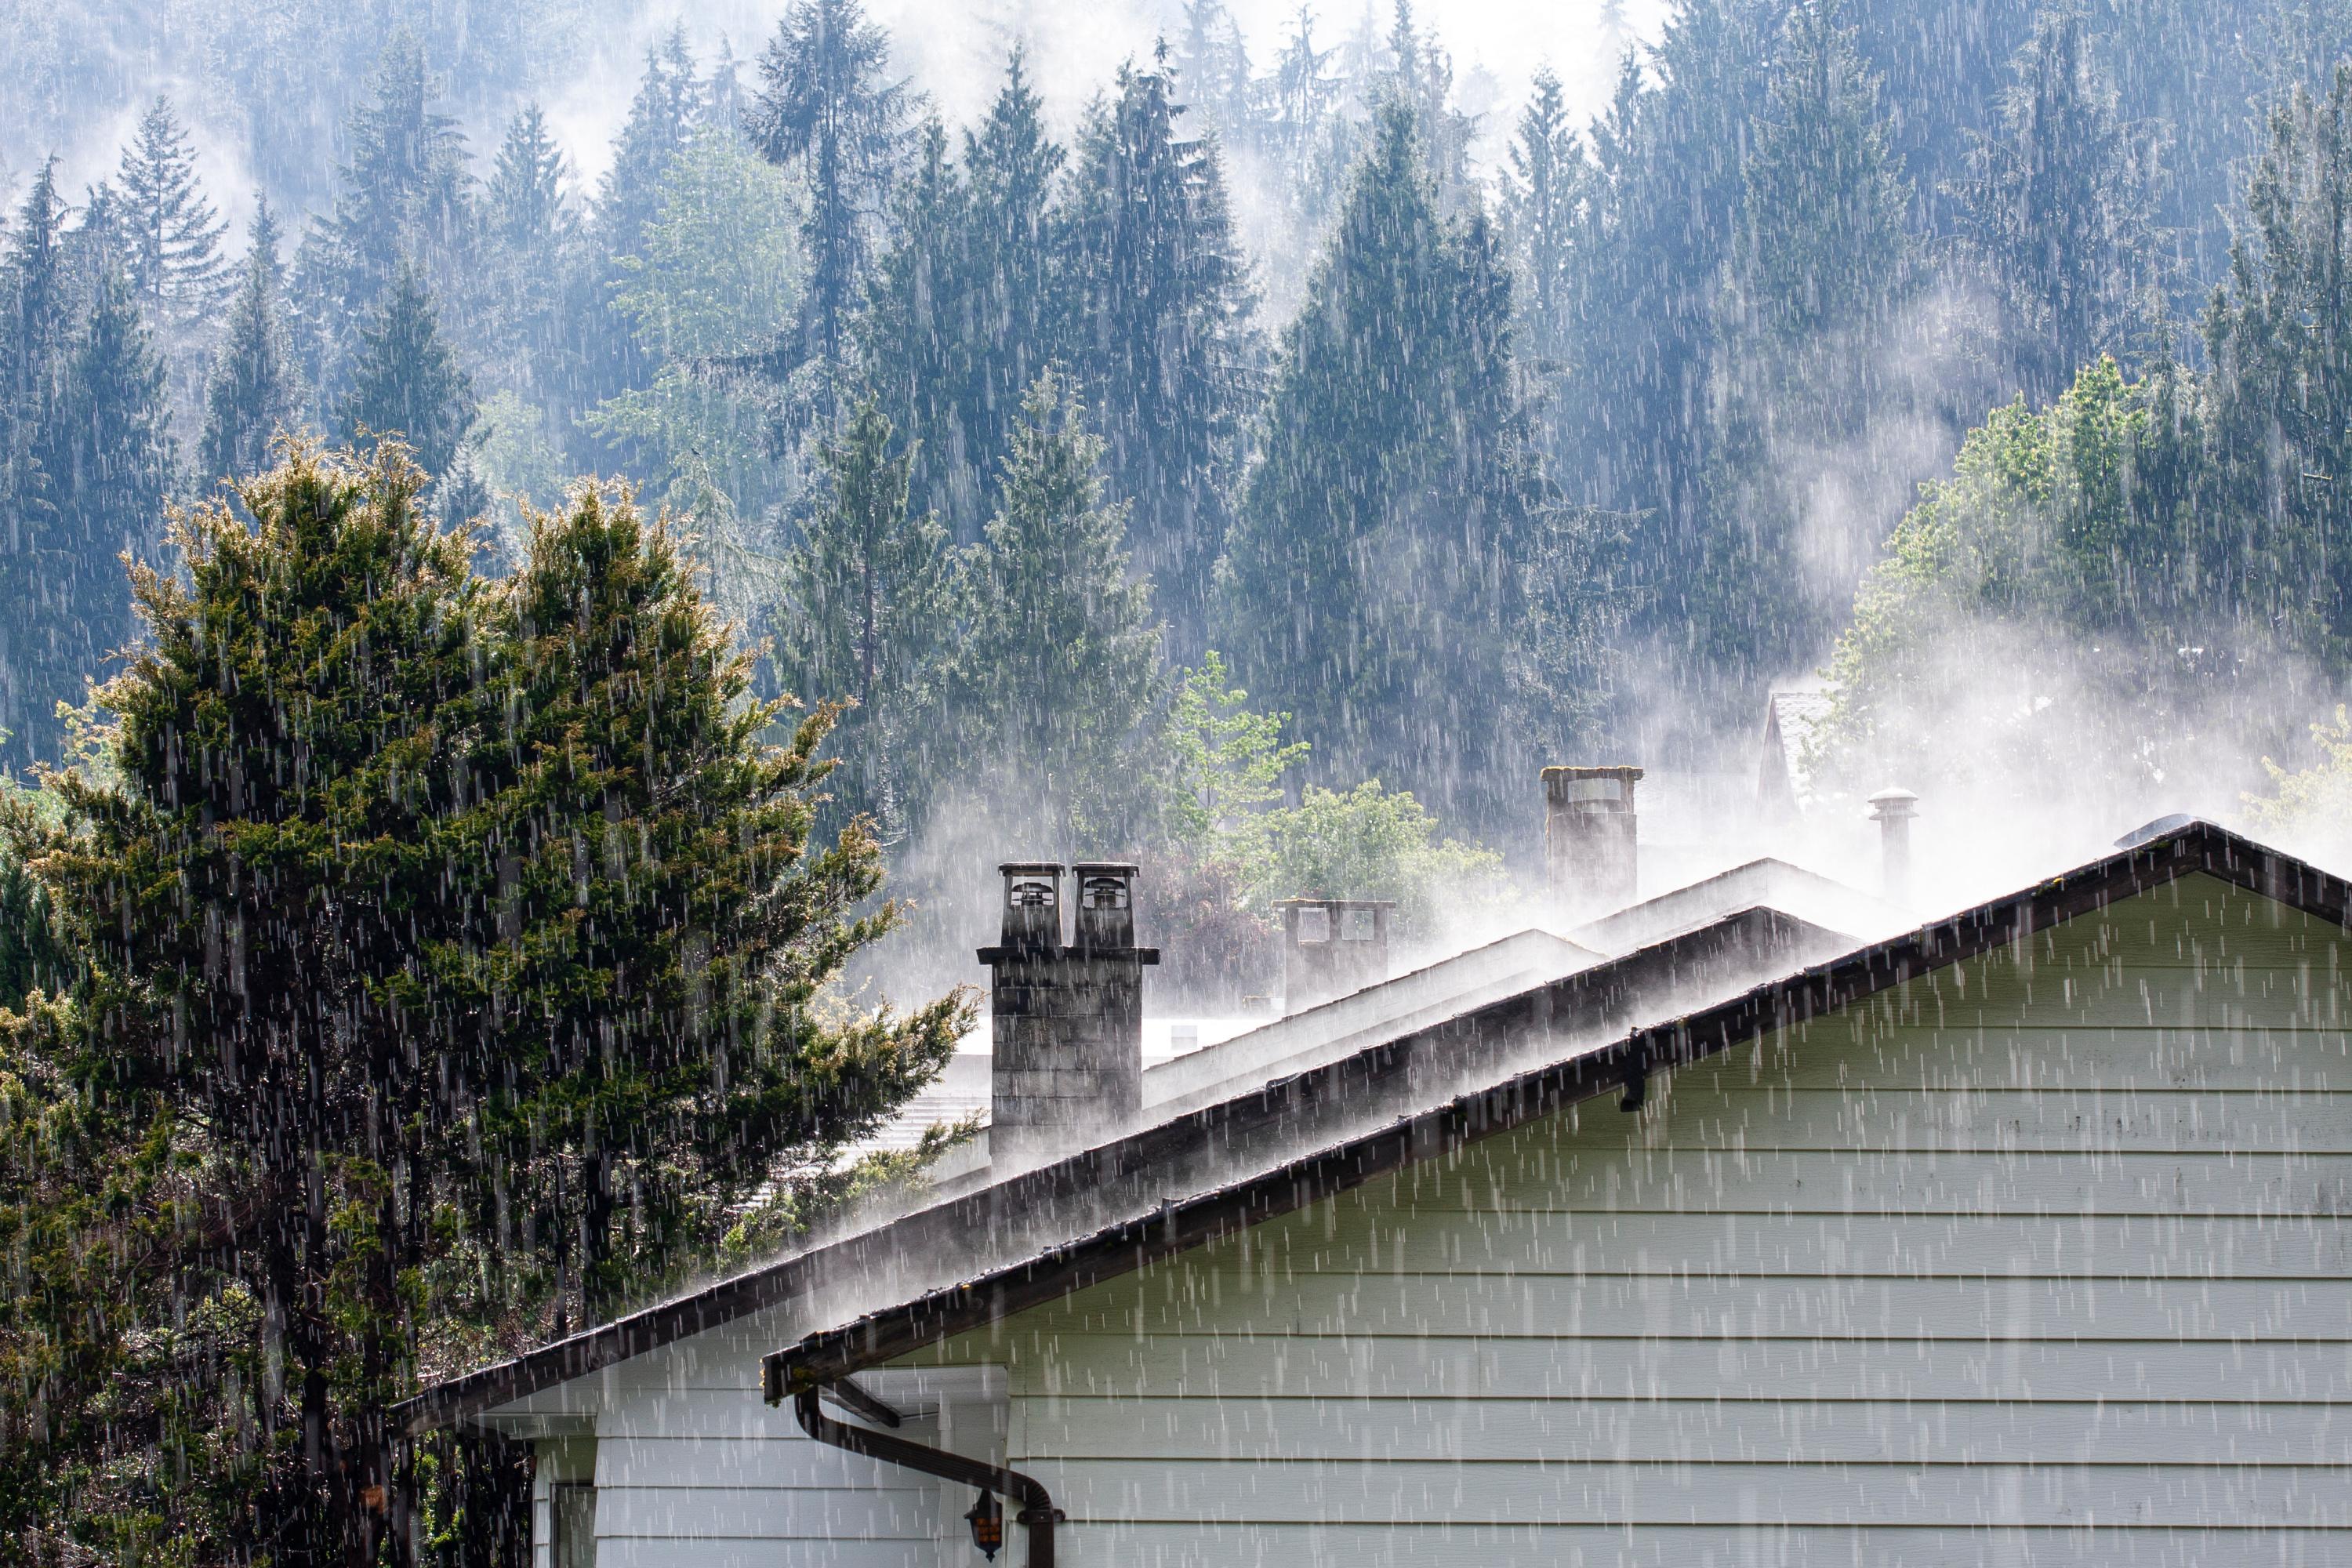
top-left (979, 860), bottom-right (1157, 1161)
top-left (1276, 898), bottom-right (1395, 1014)
top-left (1544, 765), bottom-right (1643, 916)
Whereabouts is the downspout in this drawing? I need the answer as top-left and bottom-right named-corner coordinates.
top-left (792, 1386), bottom-right (1064, 1566)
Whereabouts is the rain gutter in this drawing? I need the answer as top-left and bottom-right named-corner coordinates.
top-left (793, 1386), bottom-right (1063, 1566)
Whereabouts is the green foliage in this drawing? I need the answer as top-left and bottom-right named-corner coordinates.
top-left (611, 129), bottom-right (803, 361)
top-left (455, 477), bottom-right (967, 1323)
top-left (588, 125), bottom-right (803, 521)
top-left (2248, 705), bottom-right (2352, 840)
top-left (1242, 780), bottom-right (1506, 929)
top-left (1815, 355), bottom-right (2203, 791)
top-left (1152, 652), bottom-right (1309, 865)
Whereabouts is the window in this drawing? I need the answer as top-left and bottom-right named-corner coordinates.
top-left (1294, 906), bottom-right (1330, 943)
top-left (552, 1483), bottom-right (596, 1568)
top-left (1341, 908), bottom-right (1377, 942)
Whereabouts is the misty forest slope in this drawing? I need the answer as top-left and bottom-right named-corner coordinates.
top-left (5, 0), bottom-right (2352, 1563)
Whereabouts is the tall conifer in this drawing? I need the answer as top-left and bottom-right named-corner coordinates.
top-left (115, 96), bottom-right (229, 328)
top-left (339, 265), bottom-right (475, 478)
top-left (1219, 101), bottom-right (1540, 822)
top-left (957, 371), bottom-right (1161, 843)
top-left (201, 205), bottom-right (304, 482)
top-left (1062, 57), bottom-right (1255, 657)
top-left (750, 0), bottom-right (909, 408)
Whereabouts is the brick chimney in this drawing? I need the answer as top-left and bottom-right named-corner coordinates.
top-left (1544, 765), bottom-right (1642, 916)
top-left (1276, 898), bottom-right (1396, 1014)
top-left (979, 860), bottom-right (1158, 1160)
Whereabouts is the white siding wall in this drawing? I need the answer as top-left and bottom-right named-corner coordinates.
top-left (909, 873), bottom-right (2352, 1565)
top-left (548, 1338), bottom-right (1001, 1568)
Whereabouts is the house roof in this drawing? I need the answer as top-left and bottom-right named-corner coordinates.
top-left (754, 818), bottom-right (2347, 1403)
top-left (396, 902), bottom-right (1841, 1436)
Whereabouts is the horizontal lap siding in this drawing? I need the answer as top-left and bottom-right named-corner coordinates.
top-left (1071, 1524), bottom-right (2346, 1567)
top-left (591, 1385), bottom-right (935, 1568)
top-left (910, 877), bottom-right (2352, 1564)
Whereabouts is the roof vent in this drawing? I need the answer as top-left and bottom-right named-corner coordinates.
top-left (2114, 813), bottom-right (2198, 850)
top-left (1866, 786), bottom-right (1918, 903)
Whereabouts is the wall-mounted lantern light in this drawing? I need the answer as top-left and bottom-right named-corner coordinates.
top-left (965, 1486), bottom-right (1004, 1559)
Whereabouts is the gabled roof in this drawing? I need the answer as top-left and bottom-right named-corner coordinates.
top-left (756, 819), bottom-right (2347, 1403)
top-left (397, 902), bottom-right (1842, 1435)
top-left (1568, 855), bottom-right (1902, 956)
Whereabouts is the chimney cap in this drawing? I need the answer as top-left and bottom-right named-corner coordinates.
top-left (1541, 764), bottom-right (1645, 782)
top-left (997, 859), bottom-right (1062, 875)
top-left (1867, 786), bottom-right (1919, 820)
top-left (1069, 860), bottom-right (1140, 874)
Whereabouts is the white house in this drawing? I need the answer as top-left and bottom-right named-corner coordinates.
top-left (404, 811), bottom-right (2352, 1566)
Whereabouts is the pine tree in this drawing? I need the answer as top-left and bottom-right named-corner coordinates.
top-left (339, 264), bottom-right (475, 478)
top-left (471, 480), bottom-right (966, 1323)
top-left (957, 370), bottom-right (1162, 844)
top-left (43, 267), bottom-right (174, 657)
top-left (1501, 67), bottom-right (1587, 388)
top-left (1176, 2), bottom-right (1260, 139)
top-left (750, 0), bottom-right (909, 408)
top-left (1061, 57), bottom-right (1256, 658)
top-left (1555, 0), bottom-right (1778, 588)
top-left (860, 53), bottom-right (1062, 537)
top-left (597, 29), bottom-right (702, 270)
top-left (1218, 100), bottom-right (1541, 822)
top-left (487, 103), bottom-right (572, 253)
top-left (1701, 0), bottom-right (1915, 674)
top-left (582, 31), bottom-right (704, 430)
top-left (1953, 9), bottom-right (2164, 403)
top-left (2203, 64), bottom-right (2352, 658)
top-left (114, 96), bottom-right (229, 328)
top-left (484, 103), bottom-right (579, 407)
top-left (0, 165), bottom-right (71, 764)
top-left (200, 205), bottom-right (303, 483)
top-left (319, 34), bottom-right (473, 330)
top-left (781, 397), bottom-right (958, 829)
top-left (858, 121), bottom-right (978, 525)
top-left (1382, 1), bottom-right (1473, 205)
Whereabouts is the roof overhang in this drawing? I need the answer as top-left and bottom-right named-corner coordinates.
top-left (397, 900), bottom-right (1842, 1435)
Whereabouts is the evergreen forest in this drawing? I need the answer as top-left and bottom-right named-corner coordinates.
top-left (5, 0), bottom-right (2352, 1559)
